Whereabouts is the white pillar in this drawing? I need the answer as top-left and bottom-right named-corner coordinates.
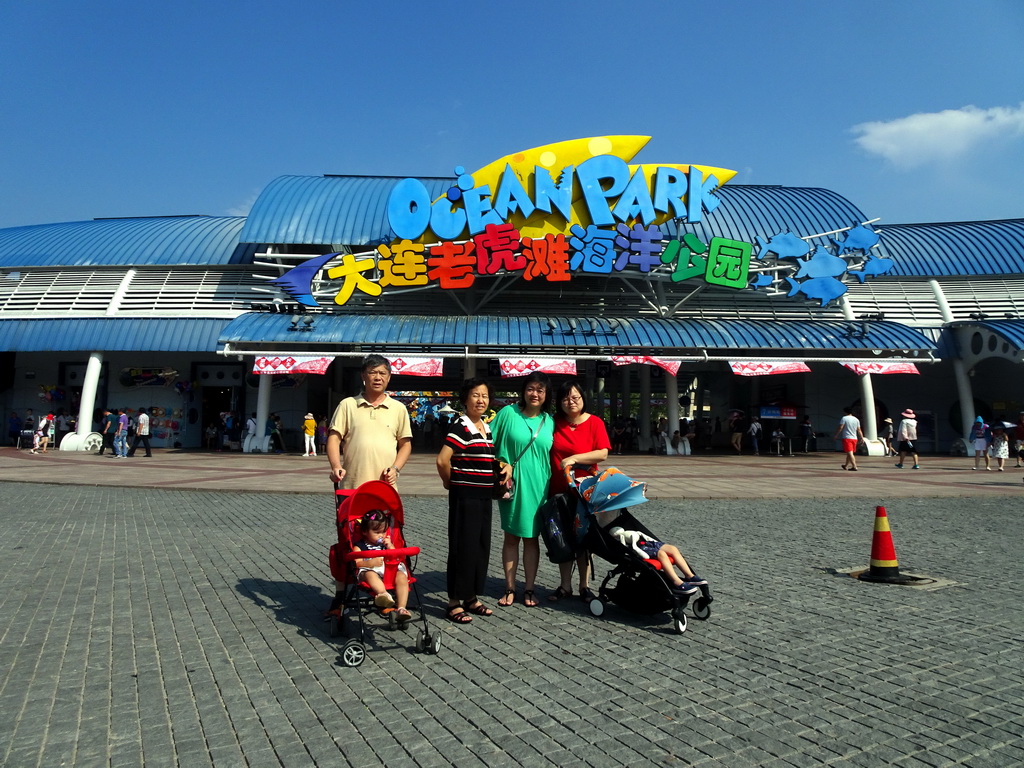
top-left (858, 373), bottom-right (878, 440)
top-left (75, 352), bottom-right (103, 437)
top-left (252, 372), bottom-right (272, 452)
top-left (930, 279), bottom-right (975, 443)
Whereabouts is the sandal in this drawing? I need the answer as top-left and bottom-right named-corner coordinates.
top-left (446, 605), bottom-right (473, 624)
top-left (462, 600), bottom-right (493, 616)
top-left (579, 587), bottom-right (598, 603)
top-left (523, 590), bottom-right (539, 607)
top-left (547, 586), bottom-right (573, 602)
top-left (396, 607), bottom-right (412, 623)
top-left (498, 589), bottom-right (516, 607)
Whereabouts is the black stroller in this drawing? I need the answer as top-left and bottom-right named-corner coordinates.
top-left (549, 467), bottom-right (713, 634)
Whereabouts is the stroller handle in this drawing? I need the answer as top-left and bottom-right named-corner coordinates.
top-left (342, 546), bottom-right (420, 563)
top-left (564, 463), bottom-right (599, 490)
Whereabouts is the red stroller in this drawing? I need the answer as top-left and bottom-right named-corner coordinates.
top-left (327, 480), bottom-right (440, 667)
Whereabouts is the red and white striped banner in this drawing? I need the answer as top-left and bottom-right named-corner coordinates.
top-left (610, 356), bottom-right (682, 376)
top-left (499, 357), bottom-right (577, 377)
top-left (842, 361), bottom-right (920, 375)
top-left (253, 356), bottom-right (334, 375)
top-left (388, 356), bottom-right (444, 377)
top-left (729, 361), bottom-right (811, 376)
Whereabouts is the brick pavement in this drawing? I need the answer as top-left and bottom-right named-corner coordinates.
top-left (0, 478), bottom-right (1021, 767)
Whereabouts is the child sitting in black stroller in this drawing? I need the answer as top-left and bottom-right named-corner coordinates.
top-left (547, 467), bottom-right (713, 635)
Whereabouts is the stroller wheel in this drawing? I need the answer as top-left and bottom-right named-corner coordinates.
top-left (588, 597), bottom-right (605, 617)
top-left (428, 632), bottom-right (442, 655)
top-left (673, 612), bottom-right (688, 635)
top-left (340, 639), bottom-right (365, 667)
top-left (692, 597), bottom-right (712, 621)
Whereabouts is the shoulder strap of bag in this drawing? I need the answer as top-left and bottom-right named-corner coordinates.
top-left (510, 412), bottom-right (547, 467)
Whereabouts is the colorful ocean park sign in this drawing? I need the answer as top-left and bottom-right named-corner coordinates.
top-left (269, 136), bottom-right (891, 309)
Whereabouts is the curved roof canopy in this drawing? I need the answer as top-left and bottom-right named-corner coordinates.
top-left (219, 313), bottom-right (935, 359)
top-left (877, 220), bottom-right (1024, 277)
top-left (239, 175), bottom-right (452, 246)
top-left (0, 216), bottom-right (253, 269)
top-left (668, 185), bottom-right (871, 245)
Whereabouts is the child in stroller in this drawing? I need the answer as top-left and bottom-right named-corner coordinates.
top-left (327, 480), bottom-right (440, 666)
top-left (607, 526), bottom-right (707, 596)
top-left (566, 467), bottom-right (713, 635)
top-left (353, 510), bottom-right (412, 622)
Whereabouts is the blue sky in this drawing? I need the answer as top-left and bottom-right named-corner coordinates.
top-left (1, 0), bottom-right (1022, 230)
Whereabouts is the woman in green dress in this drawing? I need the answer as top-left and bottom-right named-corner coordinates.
top-left (491, 372), bottom-right (554, 608)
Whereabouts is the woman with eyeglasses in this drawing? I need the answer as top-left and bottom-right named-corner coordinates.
top-left (491, 371), bottom-right (554, 608)
top-left (436, 378), bottom-right (498, 624)
top-left (547, 379), bottom-right (611, 604)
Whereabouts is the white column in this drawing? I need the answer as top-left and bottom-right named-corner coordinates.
top-left (930, 279), bottom-right (974, 442)
top-left (253, 372), bottom-right (272, 452)
top-left (858, 373), bottom-right (878, 440)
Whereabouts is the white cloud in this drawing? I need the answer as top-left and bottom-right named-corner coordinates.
top-left (226, 190), bottom-right (260, 217)
top-left (851, 103), bottom-right (1024, 168)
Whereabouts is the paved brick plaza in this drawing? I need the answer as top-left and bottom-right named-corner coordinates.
top-left (0, 472), bottom-right (1021, 767)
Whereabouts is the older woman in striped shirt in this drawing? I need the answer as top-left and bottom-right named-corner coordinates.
top-left (436, 377), bottom-right (498, 624)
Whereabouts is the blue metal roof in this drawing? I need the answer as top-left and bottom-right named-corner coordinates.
top-left (967, 319), bottom-right (1024, 350)
top-left (0, 216), bottom-right (253, 269)
top-left (219, 313), bottom-right (935, 354)
top-left (0, 318), bottom-right (230, 352)
top-left (876, 220), bottom-right (1024, 277)
top-left (666, 185), bottom-right (871, 245)
top-left (239, 175), bottom-right (453, 246)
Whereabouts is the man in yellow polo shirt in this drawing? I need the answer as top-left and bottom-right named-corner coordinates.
top-left (327, 354), bottom-right (412, 489)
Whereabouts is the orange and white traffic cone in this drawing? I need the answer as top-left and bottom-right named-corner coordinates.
top-left (858, 506), bottom-right (915, 584)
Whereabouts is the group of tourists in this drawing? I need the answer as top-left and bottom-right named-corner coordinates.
top-left (327, 354), bottom-right (686, 626)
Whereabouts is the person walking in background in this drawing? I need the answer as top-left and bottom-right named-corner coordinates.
top-left (969, 416), bottom-right (991, 470)
top-left (302, 412), bottom-right (317, 456)
top-left (114, 407), bottom-right (129, 458)
top-left (894, 408), bottom-right (920, 469)
top-left (880, 417), bottom-right (895, 457)
top-left (834, 406), bottom-right (863, 471)
top-left (747, 416), bottom-right (762, 455)
top-left (989, 424), bottom-right (1009, 471)
top-left (127, 407), bottom-right (152, 457)
top-left (1014, 413), bottom-right (1024, 469)
top-left (316, 415), bottom-right (328, 456)
top-left (97, 407), bottom-right (116, 455)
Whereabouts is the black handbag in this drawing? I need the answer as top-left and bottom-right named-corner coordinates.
top-left (539, 493), bottom-right (578, 563)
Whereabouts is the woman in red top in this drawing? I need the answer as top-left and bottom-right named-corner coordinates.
top-left (547, 379), bottom-right (611, 603)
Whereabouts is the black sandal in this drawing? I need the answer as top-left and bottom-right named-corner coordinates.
top-left (446, 605), bottom-right (473, 624)
top-left (523, 589), bottom-right (539, 607)
top-left (547, 586), bottom-right (573, 602)
top-left (498, 589), bottom-right (516, 606)
top-left (579, 587), bottom-right (598, 603)
top-left (463, 600), bottom-right (493, 616)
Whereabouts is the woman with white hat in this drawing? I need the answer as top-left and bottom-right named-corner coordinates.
top-left (894, 409), bottom-right (919, 469)
top-left (302, 412), bottom-right (317, 456)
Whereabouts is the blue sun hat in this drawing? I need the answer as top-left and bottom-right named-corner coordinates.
top-left (975, 416), bottom-right (984, 423)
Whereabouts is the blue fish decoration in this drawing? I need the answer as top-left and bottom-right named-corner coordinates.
top-left (832, 224), bottom-right (880, 255)
top-left (794, 246), bottom-right (848, 279)
top-left (849, 255), bottom-right (894, 283)
top-left (269, 251), bottom-right (340, 307)
top-left (750, 273), bottom-right (775, 289)
top-left (786, 276), bottom-right (847, 307)
top-left (755, 231), bottom-right (810, 260)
